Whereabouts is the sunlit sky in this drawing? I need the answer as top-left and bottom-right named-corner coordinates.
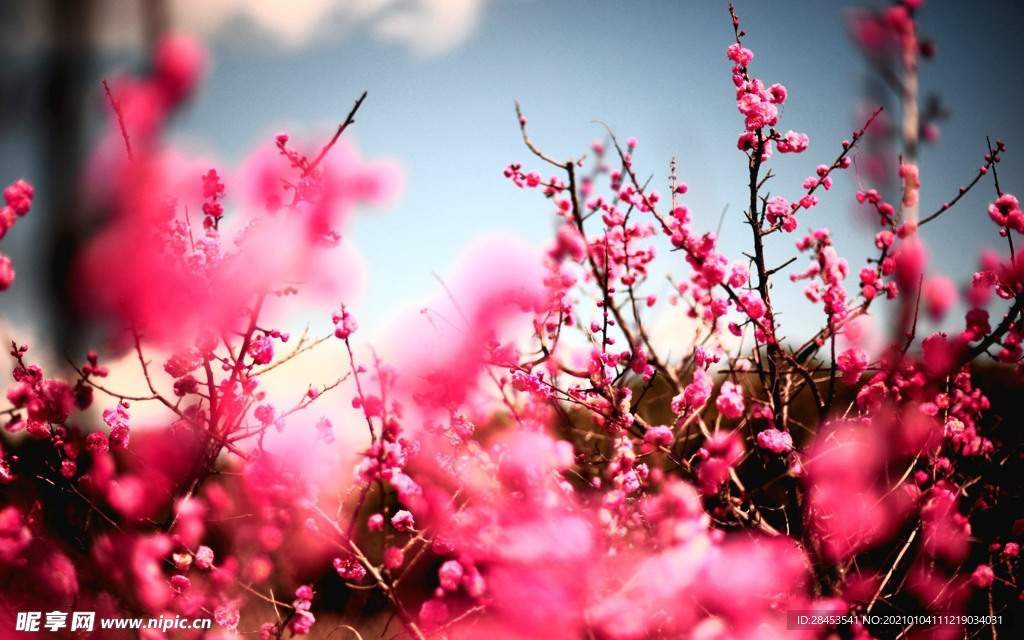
top-left (2, 0), bottom-right (1023, 349)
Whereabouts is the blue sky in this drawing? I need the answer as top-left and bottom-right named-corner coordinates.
top-left (2, 0), bottom-right (1023, 347)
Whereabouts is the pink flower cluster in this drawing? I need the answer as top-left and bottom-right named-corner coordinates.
top-left (756, 428), bottom-right (793, 453)
top-left (0, 178), bottom-right (34, 290)
top-left (728, 41), bottom-right (809, 162)
top-left (793, 228), bottom-right (852, 323)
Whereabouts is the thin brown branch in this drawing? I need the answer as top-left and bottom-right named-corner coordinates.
top-left (103, 79), bottom-right (134, 163)
top-left (304, 91), bottom-right (368, 177)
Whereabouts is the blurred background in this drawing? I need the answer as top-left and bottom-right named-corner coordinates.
top-left (1, 0), bottom-right (1023, 359)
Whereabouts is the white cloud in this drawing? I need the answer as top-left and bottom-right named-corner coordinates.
top-left (373, 0), bottom-right (485, 56)
top-left (0, 0), bottom-right (492, 57)
top-left (170, 0), bottom-right (492, 56)
top-left (171, 0), bottom-right (341, 47)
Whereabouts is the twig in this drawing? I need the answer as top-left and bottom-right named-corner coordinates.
top-left (102, 79), bottom-right (134, 163)
top-left (304, 91), bottom-right (368, 177)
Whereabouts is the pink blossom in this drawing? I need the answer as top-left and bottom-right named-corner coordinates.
top-left (924, 276), bottom-right (957, 320)
top-left (756, 428), bottom-right (793, 453)
top-left (728, 261), bottom-right (749, 287)
top-left (899, 162), bottom-right (920, 207)
top-left (921, 332), bottom-right (960, 376)
top-left (419, 599), bottom-right (450, 628)
top-left (85, 431), bottom-right (109, 454)
top-left (806, 421), bottom-right (906, 561)
top-left (78, 132), bottom-right (390, 345)
top-left (248, 335), bottom-right (274, 365)
top-left (966, 565), bottom-right (991, 589)
top-left (777, 130), bottom-right (809, 153)
top-left (697, 536), bottom-right (808, 629)
top-left (643, 425), bottom-right (674, 448)
top-left (388, 472), bottom-right (424, 511)
top-left (333, 557), bottom-right (366, 582)
top-left (739, 290), bottom-right (765, 320)
top-left (697, 431), bottom-right (743, 494)
top-left (859, 267), bottom-right (878, 286)
top-left (736, 131), bottom-right (773, 161)
top-left (37, 551), bottom-right (78, 600)
top-left (172, 374), bottom-right (199, 397)
top-left (22, 379), bottom-right (74, 424)
top-left (921, 486), bottom-right (971, 562)
top-left (737, 92), bottom-right (778, 131)
top-left (391, 510), bottom-right (415, 532)
top-left (3, 179), bottom-right (35, 216)
top-left (164, 348), bottom-right (203, 378)
top-left (258, 623), bottom-right (277, 640)
top-left (316, 416), bottom-right (335, 444)
top-left (803, 281), bottom-right (822, 303)
top-left (254, 403), bottom-right (275, 425)
top-left (726, 43), bottom-right (753, 65)
top-left (700, 252), bottom-right (729, 286)
top-left (875, 230), bottom-right (895, 249)
top-left (121, 535), bottom-right (174, 611)
top-left (893, 237), bottom-right (928, 294)
top-left (0, 506), bottom-right (31, 562)
top-left (384, 546), bottom-right (405, 570)
top-left (765, 196), bottom-right (790, 227)
top-left (153, 33), bottom-right (205, 103)
top-left (289, 610), bottom-right (315, 635)
top-left (385, 236), bottom-right (546, 420)
top-left (5, 380), bottom-right (31, 408)
top-left (672, 368), bottom-right (713, 414)
top-left (550, 224), bottom-right (588, 263)
top-left (709, 297), bottom-right (729, 318)
top-left (367, 513), bottom-right (384, 532)
top-left (799, 194), bottom-right (818, 209)
top-left (103, 402), bottom-right (131, 450)
top-left (0, 208), bottom-right (15, 239)
top-left (332, 306), bottom-right (358, 339)
top-left (836, 347), bottom-right (868, 384)
top-left (715, 382), bottom-right (745, 419)
top-left (195, 545), bottom-right (215, 569)
top-left (438, 559), bottom-right (464, 591)
top-left (0, 254), bottom-right (13, 291)
top-left (988, 193), bottom-right (1023, 232)
top-left (171, 573), bottom-right (190, 593)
